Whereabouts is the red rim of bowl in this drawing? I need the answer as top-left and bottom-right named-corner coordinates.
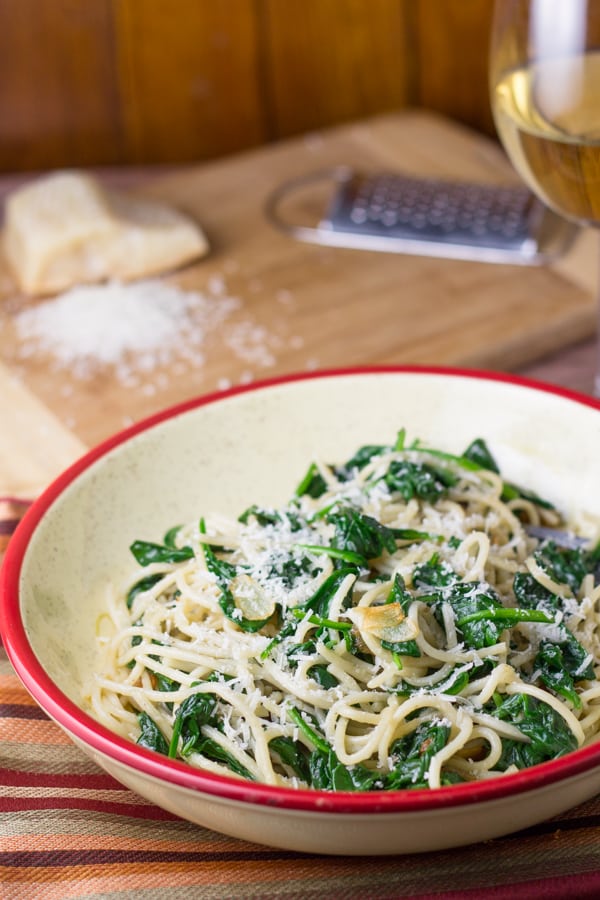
top-left (2, 364), bottom-right (600, 815)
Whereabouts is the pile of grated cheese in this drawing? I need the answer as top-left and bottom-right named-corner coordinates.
top-left (14, 278), bottom-right (240, 381)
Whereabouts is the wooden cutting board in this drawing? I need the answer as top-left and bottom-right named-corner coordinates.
top-left (0, 110), bottom-right (596, 494)
top-left (0, 363), bottom-right (86, 497)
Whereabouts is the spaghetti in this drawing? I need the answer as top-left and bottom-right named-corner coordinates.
top-left (90, 431), bottom-right (600, 791)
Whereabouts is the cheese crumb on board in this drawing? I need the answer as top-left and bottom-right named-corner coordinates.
top-left (2, 171), bottom-right (209, 296)
top-left (11, 277), bottom-right (309, 390)
top-left (15, 279), bottom-right (239, 380)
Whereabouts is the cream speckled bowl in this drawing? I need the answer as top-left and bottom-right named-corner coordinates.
top-left (2, 367), bottom-right (600, 855)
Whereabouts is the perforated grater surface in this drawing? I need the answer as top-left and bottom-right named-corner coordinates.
top-left (329, 172), bottom-right (537, 247)
top-left (265, 167), bottom-right (578, 265)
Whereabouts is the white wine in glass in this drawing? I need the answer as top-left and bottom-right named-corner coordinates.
top-left (490, 0), bottom-right (600, 391)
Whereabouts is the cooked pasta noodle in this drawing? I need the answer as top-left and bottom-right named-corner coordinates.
top-left (89, 431), bottom-right (600, 791)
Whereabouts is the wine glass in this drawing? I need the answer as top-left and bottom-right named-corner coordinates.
top-left (489, 0), bottom-right (600, 394)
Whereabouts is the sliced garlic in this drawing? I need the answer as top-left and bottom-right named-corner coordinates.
top-left (230, 573), bottom-right (276, 621)
top-left (348, 602), bottom-right (419, 643)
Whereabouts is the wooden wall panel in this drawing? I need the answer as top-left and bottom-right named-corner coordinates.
top-left (415, 0), bottom-right (496, 137)
top-left (260, 0), bottom-right (413, 138)
top-left (0, 0), bottom-right (122, 170)
top-left (0, 0), bottom-right (497, 172)
top-left (114, 0), bottom-right (266, 163)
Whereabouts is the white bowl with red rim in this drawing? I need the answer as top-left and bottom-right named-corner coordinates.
top-left (2, 366), bottom-right (600, 855)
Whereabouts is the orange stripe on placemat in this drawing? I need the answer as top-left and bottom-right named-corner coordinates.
top-left (0, 833), bottom-right (249, 854)
top-left (0, 868), bottom-right (256, 900)
top-left (0, 859), bottom-right (306, 889)
top-left (2, 787), bottom-right (154, 807)
top-left (0, 684), bottom-right (38, 705)
top-left (2, 719), bottom-right (72, 745)
top-left (2, 770), bottom-right (123, 790)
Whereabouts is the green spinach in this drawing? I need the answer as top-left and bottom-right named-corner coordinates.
top-left (326, 505), bottom-right (397, 563)
top-left (491, 693), bottom-right (578, 769)
top-left (383, 459), bottom-right (456, 503)
top-left (136, 712), bottom-right (169, 756)
top-left (384, 721), bottom-right (451, 789)
top-left (269, 736), bottom-right (311, 782)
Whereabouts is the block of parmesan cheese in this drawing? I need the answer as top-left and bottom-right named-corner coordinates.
top-left (2, 171), bottom-right (209, 296)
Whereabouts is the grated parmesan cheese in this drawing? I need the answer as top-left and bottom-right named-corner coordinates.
top-left (10, 275), bottom-right (312, 395)
top-left (14, 278), bottom-right (240, 381)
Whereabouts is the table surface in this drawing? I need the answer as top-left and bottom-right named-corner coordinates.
top-left (1, 111), bottom-right (599, 897)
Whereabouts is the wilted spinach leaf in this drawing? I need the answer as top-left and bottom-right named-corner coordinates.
top-left (295, 462), bottom-right (329, 499)
top-left (384, 720), bottom-right (451, 789)
top-left (137, 712), bottom-right (169, 756)
top-left (492, 693), bottom-right (578, 770)
top-left (126, 573), bottom-right (163, 609)
top-left (266, 551), bottom-right (316, 588)
top-left (300, 566), bottom-right (357, 618)
top-left (169, 689), bottom-right (219, 758)
top-left (462, 438), bottom-right (555, 510)
top-left (130, 540), bottom-right (194, 566)
top-left (513, 571), bottom-right (557, 612)
top-left (536, 638), bottom-right (593, 708)
top-left (384, 460), bottom-right (456, 503)
top-left (462, 438), bottom-right (499, 473)
top-left (413, 555), bottom-right (459, 592)
top-left (326, 505), bottom-right (397, 562)
top-left (337, 443), bottom-right (389, 479)
top-left (533, 542), bottom-right (589, 593)
top-left (308, 749), bottom-right (378, 791)
top-left (512, 569), bottom-right (594, 696)
top-left (191, 735), bottom-right (254, 780)
top-left (238, 505), bottom-right (304, 531)
top-left (269, 736), bottom-right (311, 782)
top-left (286, 640), bottom-right (340, 688)
top-left (307, 664), bottom-right (339, 689)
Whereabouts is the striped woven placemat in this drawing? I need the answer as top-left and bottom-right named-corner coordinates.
top-left (2, 502), bottom-right (599, 899)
